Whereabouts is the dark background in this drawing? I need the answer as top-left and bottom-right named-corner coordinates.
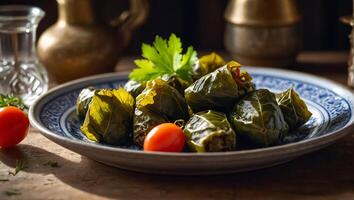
top-left (1, 0), bottom-right (353, 55)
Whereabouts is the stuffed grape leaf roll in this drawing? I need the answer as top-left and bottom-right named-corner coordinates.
top-left (136, 79), bottom-right (189, 121)
top-left (124, 75), bottom-right (188, 98)
top-left (162, 75), bottom-right (189, 95)
top-left (80, 88), bottom-right (135, 145)
top-left (276, 88), bottom-right (312, 129)
top-left (124, 80), bottom-right (146, 98)
top-left (229, 89), bottom-right (289, 147)
top-left (76, 87), bottom-right (96, 120)
top-left (185, 61), bottom-right (255, 113)
top-left (133, 79), bottom-right (190, 147)
top-left (133, 107), bottom-right (169, 147)
top-left (184, 110), bottom-right (236, 152)
top-left (192, 52), bottom-right (226, 80)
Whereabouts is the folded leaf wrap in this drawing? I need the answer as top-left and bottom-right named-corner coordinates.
top-left (184, 110), bottom-right (236, 152)
top-left (276, 88), bottom-right (312, 129)
top-left (133, 107), bottom-right (168, 147)
top-left (162, 75), bottom-right (189, 95)
top-left (124, 80), bottom-right (146, 98)
top-left (133, 79), bottom-right (190, 147)
top-left (229, 89), bottom-right (289, 147)
top-left (124, 75), bottom-right (188, 98)
top-left (136, 79), bottom-right (189, 121)
top-left (185, 61), bottom-right (255, 113)
top-left (76, 87), bottom-right (96, 120)
top-left (80, 88), bottom-right (135, 145)
top-left (192, 52), bottom-right (226, 80)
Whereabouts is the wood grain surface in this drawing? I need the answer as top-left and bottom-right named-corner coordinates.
top-left (1, 52), bottom-right (353, 200)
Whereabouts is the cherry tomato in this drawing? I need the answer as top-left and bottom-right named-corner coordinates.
top-left (0, 106), bottom-right (29, 148)
top-left (144, 123), bottom-right (185, 152)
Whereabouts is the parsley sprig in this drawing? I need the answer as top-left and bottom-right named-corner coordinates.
top-left (4, 189), bottom-right (21, 196)
top-left (0, 94), bottom-right (27, 111)
top-left (8, 160), bottom-right (27, 176)
top-left (43, 161), bottom-right (60, 168)
top-left (129, 34), bottom-right (198, 83)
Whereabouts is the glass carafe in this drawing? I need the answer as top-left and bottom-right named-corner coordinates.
top-left (0, 6), bottom-right (48, 106)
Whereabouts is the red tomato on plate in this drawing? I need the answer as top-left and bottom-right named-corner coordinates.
top-left (144, 123), bottom-right (185, 152)
top-left (0, 106), bottom-right (29, 148)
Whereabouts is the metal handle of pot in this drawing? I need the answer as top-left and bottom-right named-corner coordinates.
top-left (110, 0), bottom-right (149, 47)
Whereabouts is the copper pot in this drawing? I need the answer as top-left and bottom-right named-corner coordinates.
top-left (224, 0), bottom-right (302, 67)
top-left (37, 0), bottom-right (149, 83)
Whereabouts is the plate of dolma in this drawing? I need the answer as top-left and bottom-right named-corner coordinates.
top-left (30, 65), bottom-right (354, 175)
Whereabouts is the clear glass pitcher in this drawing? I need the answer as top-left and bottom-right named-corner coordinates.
top-left (0, 5), bottom-right (48, 106)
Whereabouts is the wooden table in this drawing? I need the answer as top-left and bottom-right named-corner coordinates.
top-left (1, 52), bottom-right (353, 200)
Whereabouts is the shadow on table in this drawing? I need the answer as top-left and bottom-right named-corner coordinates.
top-left (1, 137), bottom-right (354, 199)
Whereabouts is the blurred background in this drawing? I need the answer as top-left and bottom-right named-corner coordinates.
top-left (1, 0), bottom-right (352, 54)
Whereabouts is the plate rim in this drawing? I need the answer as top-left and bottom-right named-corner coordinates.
top-left (29, 67), bottom-right (354, 158)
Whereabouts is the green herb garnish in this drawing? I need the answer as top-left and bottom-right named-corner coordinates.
top-left (0, 94), bottom-right (27, 111)
top-left (4, 189), bottom-right (21, 196)
top-left (129, 33), bottom-right (198, 83)
top-left (43, 161), bottom-right (60, 168)
top-left (8, 160), bottom-right (27, 176)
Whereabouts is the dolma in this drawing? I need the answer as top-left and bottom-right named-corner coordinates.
top-left (81, 88), bottom-right (135, 145)
top-left (124, 80), bottom-right (146, 98)
top-left (76, 87), bottom-right (96, 120)
top-left (229, 89), bottom-right (289, 147)
top-left (185, 61), bottom-right (255, 113)
top-left (162, 74), bottom-right (189, 95)
top-left (136, 79), bottom-right (189, 121)
top-left (133, 107), bottom-right (168, 147)
top-left (133, 79), bottom-right (190, 146)
top-left (276, 88), bottom-right (312, 129)
top-left (184, 110), bottom-right (236, 152)
top-left (192, 52), bottom-right (226, 80)
top-left (124, 76), bottom-right (188, 98)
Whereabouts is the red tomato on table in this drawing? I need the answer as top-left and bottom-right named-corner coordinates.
top-left (144, 123), bottom-right (185, 152)
top-left (0, 106), bottom-right (29, 148)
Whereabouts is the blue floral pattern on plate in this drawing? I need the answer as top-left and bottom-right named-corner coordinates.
top-left (38, 72), bottom-right (352, 150)
top-left (29, 68), bottom-right (354, 174)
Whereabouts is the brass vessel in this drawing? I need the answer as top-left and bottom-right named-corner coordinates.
top-left (340, 15), bottom-right (354, 88)
top-left (37, 0), bottom-right (149, 83)
top-left (224, 0), bottom-right (302, 67)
